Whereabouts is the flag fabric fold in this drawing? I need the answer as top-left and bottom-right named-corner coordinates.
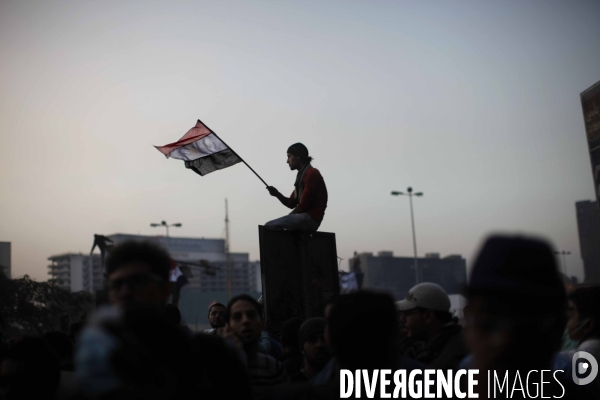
top-left (155, 120), bottom-right (242, 176)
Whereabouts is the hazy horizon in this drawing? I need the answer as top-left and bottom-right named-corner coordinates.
top-left (1, 0), bottom-right (599, 283)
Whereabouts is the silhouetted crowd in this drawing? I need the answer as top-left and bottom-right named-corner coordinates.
top-left (1, 236), bottom-right (600, 399)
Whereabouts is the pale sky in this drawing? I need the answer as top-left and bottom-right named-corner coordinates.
top-left (1, 0), bottom-right (599, 282)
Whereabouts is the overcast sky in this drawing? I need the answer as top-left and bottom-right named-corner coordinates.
top-left (1, 0), bottom-right (599, 282)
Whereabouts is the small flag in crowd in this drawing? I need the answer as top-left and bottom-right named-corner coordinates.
top-left (155, 120), bottom-right (242, 176)
top-left (169, 259), bottom-right (189, 291)
top-left (339, 271), bottom-right (359, 294)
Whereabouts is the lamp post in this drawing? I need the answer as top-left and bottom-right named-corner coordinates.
top-left (554, 250), bottom-right (571, 277)
top-left (391, 187), bottom-right (423, 284)
top-left (150, 221), bottom-right (182, 245)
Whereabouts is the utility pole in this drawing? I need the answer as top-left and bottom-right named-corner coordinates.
top-left (391, 187), bottom-right (423, 284)
top-left (150, 221), bottom-right (182, 248)
top-left (225, 199), bottom-right (232, 300)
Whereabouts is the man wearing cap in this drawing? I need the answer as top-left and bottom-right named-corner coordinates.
top-left (265, 143), bottom-right (328, 232)
top-left (290, 317), bottom-right (331, 382)
top-left (397, 282), bottom-right (467, 370)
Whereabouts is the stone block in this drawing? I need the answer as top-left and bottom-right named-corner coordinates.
top-left (258, 226), bottom-right (339, 326)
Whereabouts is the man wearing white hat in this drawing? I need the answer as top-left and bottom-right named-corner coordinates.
top-left (396, 282), bottom-right (467, 370)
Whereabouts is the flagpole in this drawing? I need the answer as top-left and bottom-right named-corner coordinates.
top-left (199, 119), bottom-right (269, 188)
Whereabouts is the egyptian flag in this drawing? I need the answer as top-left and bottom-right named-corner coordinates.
top-left (155, 120), bottom-right (242, 176)
top-left (169, 259), bottom-right (189, 290)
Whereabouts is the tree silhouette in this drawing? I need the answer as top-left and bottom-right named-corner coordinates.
top-left (0, 270), bottom-right (93, 335)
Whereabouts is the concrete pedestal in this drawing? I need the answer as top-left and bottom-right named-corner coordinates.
top-left (258, 226), bottom-right (340, 326)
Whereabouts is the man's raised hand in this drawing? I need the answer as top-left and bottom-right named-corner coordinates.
top-left (267, 186), bottom-right (280, 197)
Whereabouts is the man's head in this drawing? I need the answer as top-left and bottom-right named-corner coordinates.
top-left (105, 240), bottom-right (172, 310)
top-left (163, 303), bottom-right (182, 326)
top-left (208, 303), bottom-right (227, 329)
top-left (396, 282), bottom-right (452, 338)
top-left (465, 235), bottom-right (566, 370)
top-left (280, 317), bottom-right (303, 352)
top-left (298, 317), bottom-right (330, 370)
top-left (287, 143), bottom-right (312, 171)
top-left (227, 295), bottom-right (263, 349)
top-left (328, 291), bottom-right (398, 370)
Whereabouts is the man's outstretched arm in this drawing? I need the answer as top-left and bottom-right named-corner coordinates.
top-left (267, 186), bottom-right (296, 209)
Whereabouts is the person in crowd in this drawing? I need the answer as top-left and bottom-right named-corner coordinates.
top-left (290, 317), bottom-right (331, 382)
top-left (75, 240), bottom-right (195, 399)
top-left (205, 302), bottom-right (227, 334)
top-left (163, 303), bottom-right (193, 336)
top-left (280, 317), bottom-right (305, 376)
top-left (564, 285), bottom-right (600, 390)
top-left (463, 235), bottom-right (599, 398)
top-left (220, 294), bottom-right (288, 398)
top-left (394, 304), bottom-right (426, 359)
top-left (565, 285), bottom-right (600, 358)
top-left (329, 290), bottom-right (408, 370)
top-left (0, 337), bottom-right (60, 400)
top-left (189, 332), bottom-right (252, 398)
top-left (395, 303), bottom-right (405, 328)
top-left (396, 282), bottom-right (467, 369)
top-left (265, 143), bottom-right (328, 232)
top-left (304, 290), bottom-right (422, 399)
top-left (104, 240), bottom-right (172, 311)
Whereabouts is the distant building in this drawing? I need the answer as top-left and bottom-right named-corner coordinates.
top-left (47, 253), bottom-right (104, 293)
top-left (350, 251), bottom-right (467, 301)
top-left (48, 233), bottom-right (261, 293)
top-left (576, 200), bottom-right (600, 283)
top-left (107, 234), bottom-right (261, 293)
top-left (0, 242), bottom-right (10, 278)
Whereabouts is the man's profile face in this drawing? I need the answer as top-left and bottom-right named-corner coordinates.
top-left (208, 305), bottom-right (226, 329)
top-left (228, 299), bottom-right (262, 345)
top-left (287, 153), bottom-right (301, 171)
top-left (402, 308), bottom-right (425, 338)
top-left (107, 262), bottom-right (170, 309)
top-left (302, 333), bottom-right (331, 368)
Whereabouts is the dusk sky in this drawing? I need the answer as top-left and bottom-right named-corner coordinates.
top-left (1, 0), bottom-right (599, 282)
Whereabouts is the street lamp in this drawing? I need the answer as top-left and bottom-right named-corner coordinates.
top-left (391, 187), bottom-right (423, 284)
top-left (150, 220), bottom-right (182, 238)
top-left (554, 250), bottom-right (571, 277)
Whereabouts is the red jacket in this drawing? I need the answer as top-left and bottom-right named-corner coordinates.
top-left (289, 167), bottom-right (328, 224)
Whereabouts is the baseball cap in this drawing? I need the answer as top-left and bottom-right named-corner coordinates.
top-left (395, 282), bottom-right (451, 312)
